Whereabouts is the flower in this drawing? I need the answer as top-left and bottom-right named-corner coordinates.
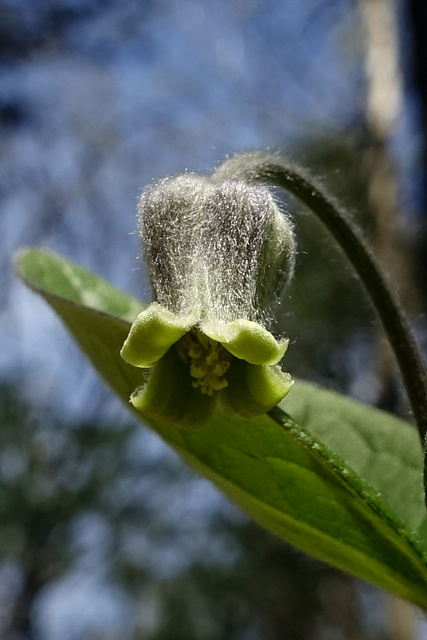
top-left (120, 173), bottom-right (296, 429)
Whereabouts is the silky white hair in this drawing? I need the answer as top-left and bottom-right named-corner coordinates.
top-left (137, 174), bottom-right (296, 328)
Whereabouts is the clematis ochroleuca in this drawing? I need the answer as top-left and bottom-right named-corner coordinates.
top-left (120, 173), bottom-right (296, 429)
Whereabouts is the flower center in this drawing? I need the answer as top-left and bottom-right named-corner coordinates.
top-left (177, 329), bottom-right (231, 396)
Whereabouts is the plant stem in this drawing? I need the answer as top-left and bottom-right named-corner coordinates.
top-left (214, 152), bottom-right (427, 445)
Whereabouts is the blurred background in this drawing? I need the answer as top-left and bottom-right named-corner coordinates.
top-left (2, 0), bottom-right (427, 638)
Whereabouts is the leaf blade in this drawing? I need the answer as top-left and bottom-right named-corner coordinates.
top-left (14, 247), bottom-right (427, 609)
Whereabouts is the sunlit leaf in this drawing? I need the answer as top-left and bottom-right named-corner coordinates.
top-left (15, 247), bottom-right (427, 610)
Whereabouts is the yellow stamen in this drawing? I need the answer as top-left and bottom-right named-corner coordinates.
top-left (177, 329), bottom-right (231, 395)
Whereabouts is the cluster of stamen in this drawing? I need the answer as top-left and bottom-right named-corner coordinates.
top-left (177, 330), bottom-right (231, 395)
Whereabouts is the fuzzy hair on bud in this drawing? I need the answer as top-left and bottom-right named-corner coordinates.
top-left (122, 170), bottom-right (296, 428)
top-left (137, 174), bottom-right (296, 330)
top-left (138, 174), bottom-right (210, 317)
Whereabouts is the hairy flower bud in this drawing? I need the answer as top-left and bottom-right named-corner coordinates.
top-left (121, 172), bottom-right (296, 428)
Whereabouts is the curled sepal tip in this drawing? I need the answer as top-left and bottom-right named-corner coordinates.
top-left (202, 319), bottom-right (289, 365)
top-left (120, 303), bottom-right (194, 368)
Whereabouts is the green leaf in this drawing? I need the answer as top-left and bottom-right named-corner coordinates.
top-left (15, 247), bottom-right (146, 401)
top-left (14, 247), bottom-right (427, 610)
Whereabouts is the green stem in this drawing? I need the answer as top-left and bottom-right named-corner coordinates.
top-left (214, 152), bottom-right (427, 445)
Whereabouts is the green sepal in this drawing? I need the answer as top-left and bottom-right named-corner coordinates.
top-left (130, 346), bottom-right (217, 429)
top-left (203, 318), bottom-right (288, 365)
top-left (121, 302), bottom-right (193, 367)
top-left (221, 358), bottom-right (293, 418)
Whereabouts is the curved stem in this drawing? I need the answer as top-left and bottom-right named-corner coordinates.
top-left (214, 152), bottom-right (427, 444)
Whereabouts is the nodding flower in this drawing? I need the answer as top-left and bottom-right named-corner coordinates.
top-left (120, 172), bottom-right (296, 429)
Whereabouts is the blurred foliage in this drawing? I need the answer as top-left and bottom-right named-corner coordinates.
top-left (0, 383), bottom-right (136, 636)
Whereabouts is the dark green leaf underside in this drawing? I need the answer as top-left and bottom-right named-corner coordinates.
top-left (14, 247), bottom-right (427, 609)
